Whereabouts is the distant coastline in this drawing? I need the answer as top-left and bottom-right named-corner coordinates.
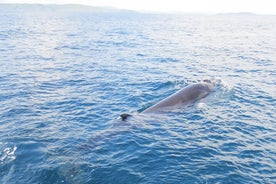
top-left (0, 3), bottom-right (275, 16)
top-left (0, 3), bottom-right (137, 14)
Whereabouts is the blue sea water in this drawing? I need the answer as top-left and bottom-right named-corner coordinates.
top-left (0, 4), bottom-right (276, 184)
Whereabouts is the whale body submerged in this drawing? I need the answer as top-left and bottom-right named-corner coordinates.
top-left (120, 79), bottom-right (218, 120)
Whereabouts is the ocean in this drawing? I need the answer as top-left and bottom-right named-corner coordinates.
top-left (0, 4), bottom-right (275, 184)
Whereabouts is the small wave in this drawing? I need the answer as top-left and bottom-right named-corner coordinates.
top-left (0, 144), bottom-right (17, 164)
top-left (210, 77), bottom-right (232, 92)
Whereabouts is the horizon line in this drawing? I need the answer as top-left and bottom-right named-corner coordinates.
top-left (0, 2), bottom-right (275, 15)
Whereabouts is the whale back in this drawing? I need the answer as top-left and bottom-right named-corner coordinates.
top-left (142, 82), bottom-right (214, 113)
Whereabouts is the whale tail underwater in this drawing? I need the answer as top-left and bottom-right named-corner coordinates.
top-left (120, 79), bottom-right (221, 121)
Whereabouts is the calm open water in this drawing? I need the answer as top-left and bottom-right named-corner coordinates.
top-left (0, 4), bottom-right (276, 184)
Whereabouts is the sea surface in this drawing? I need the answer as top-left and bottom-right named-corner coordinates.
top-left (0, 4), bottom-right (276, 184)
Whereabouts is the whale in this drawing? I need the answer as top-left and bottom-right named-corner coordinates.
top-left (142, 79), bottom-right (216, 113)
top-left (120, 79), bottom-right (219, 120)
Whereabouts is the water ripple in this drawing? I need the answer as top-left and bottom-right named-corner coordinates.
top-left (1, 5), bottom-right (276, 183)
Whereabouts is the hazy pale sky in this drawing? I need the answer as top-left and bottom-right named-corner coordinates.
top-left (1, 0), bottom-right (276, 14)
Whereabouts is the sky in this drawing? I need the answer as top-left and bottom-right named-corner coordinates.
top-left (1, 0), bottom-right (276, 14)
